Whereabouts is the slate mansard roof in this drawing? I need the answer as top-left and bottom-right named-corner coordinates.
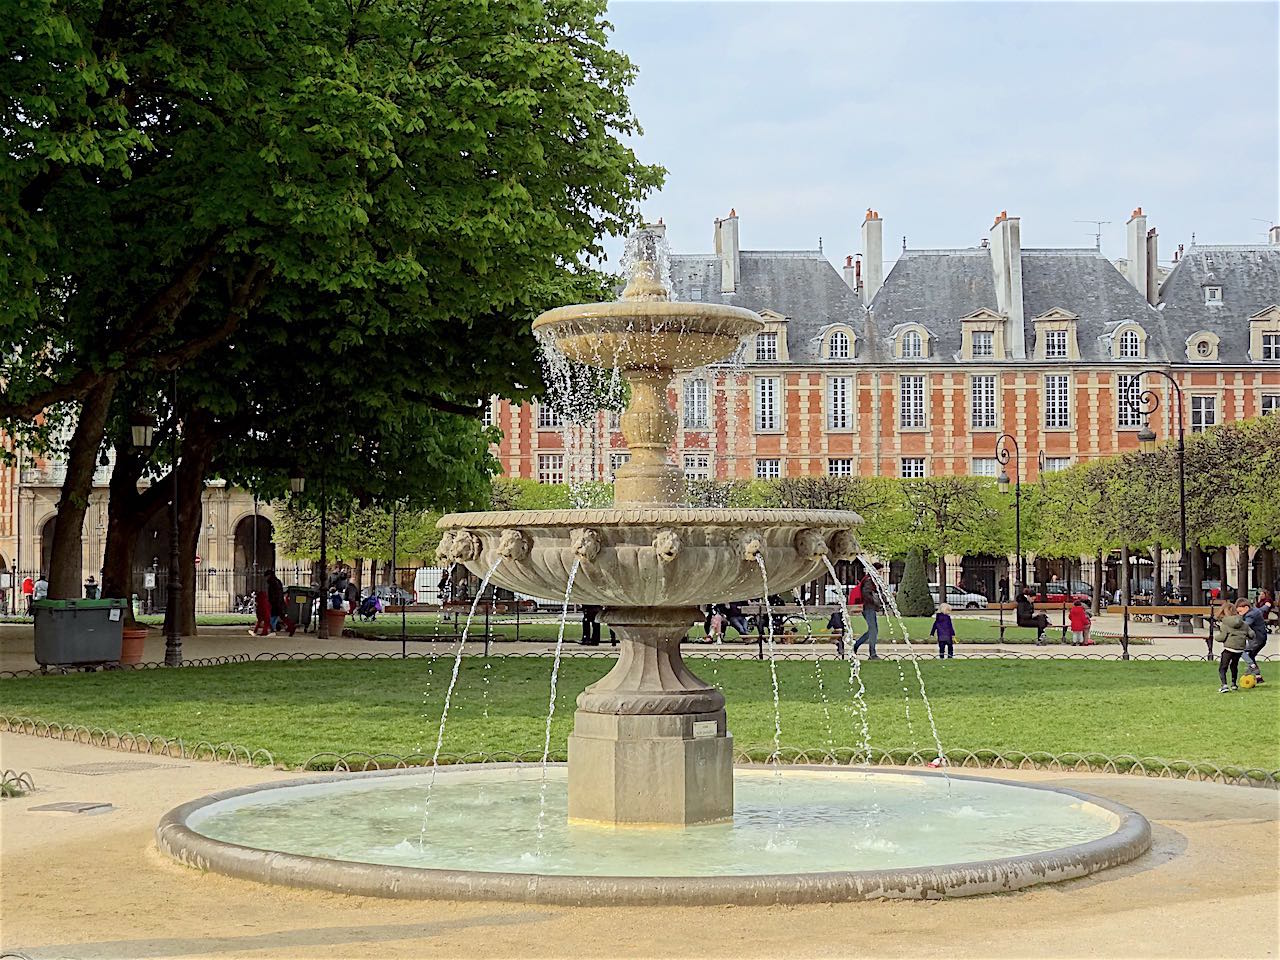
top-left (666, 240), bottom-right (1280, 367)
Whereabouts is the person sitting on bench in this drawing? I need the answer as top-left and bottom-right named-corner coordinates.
top-left (1015, 587), bottom-right (1051, 645)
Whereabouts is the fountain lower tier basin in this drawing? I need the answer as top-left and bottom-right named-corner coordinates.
top-left (436, 508), bottom-right (862, 605)
top-left (158, 766), bottom-right (1151, 905)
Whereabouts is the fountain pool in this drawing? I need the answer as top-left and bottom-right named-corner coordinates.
top-left (159, 764), bottom-right (1150, 904)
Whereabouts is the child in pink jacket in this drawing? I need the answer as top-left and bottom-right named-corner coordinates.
top-left (1069, 600), bottom-right (1092, 645)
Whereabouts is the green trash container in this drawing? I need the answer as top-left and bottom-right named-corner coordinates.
top-left (32, 598), bottom-right (128, 672)
top-left (285, 586), bottom-right (318, 630)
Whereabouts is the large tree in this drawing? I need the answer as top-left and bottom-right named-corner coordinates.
top-left (4, 0), bottom-right (662, 596)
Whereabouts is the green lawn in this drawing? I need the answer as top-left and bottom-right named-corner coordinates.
top-left (1, 658), bottom-right (1273, 771)
top-left (347, 613), bottom-right (1131, 645)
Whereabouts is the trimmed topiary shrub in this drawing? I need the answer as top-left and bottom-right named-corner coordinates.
top-left (896, 547), bottom-right (935, 616)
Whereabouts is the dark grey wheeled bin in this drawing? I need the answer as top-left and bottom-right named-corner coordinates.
top-left (285, 585), bottom-right (318, 630)
top-left (33, 598), bottom-right (128, 672)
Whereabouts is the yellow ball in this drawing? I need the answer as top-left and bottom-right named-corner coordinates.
top-left (1239, 674), bottom-right (1258, 689)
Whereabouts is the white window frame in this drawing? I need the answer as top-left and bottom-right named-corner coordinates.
top-left (1262, 333), bottom-right (1280, 361)
top-left (1205, 286), bottom-right (1223, 305)
top-left (482, 397), bottom-right (495, 427)
top-left (971, 330), bottom-right (994, 358)
top-left (971, 457), bottom-right (998, 477)
top-left (970, 374), bottom-right (997, 429)
top-left (683, 378), bottom-right (708, 429)
top-left (1190, 395), bottom-right (1216, 433)
top-left (755, 376), bottom-right (781, 432)
top-left (900, 457), bottom-right (926, 479)
top-left (755, 458), bottom-right (781, 480)
top-left (537, 403), bottom-right (563, 429)
top-left (827, 376), bottom-right (852, 430)
top-left (755, 332), bottom-right (778, 362)
top-left (607, 409), bottom-right (622, 432)
top-left (1043, 457), bottom-right (1072, 473)
top-left (901, 330), bottom-right (923, 359)
top-left (1116, 373), bottom-right (1145, 428)
top-left (1044, 329), bottom-right (1069, 359)
top-left (607, 451), bottom-right (630, 480)
top-left (827, 330), bottom-right (850, 360)
top-left (683, 453), bottom-right (711, 480)
top-left (537, 453), bottom-right (565, 484)
top-left (827, 458), bottom-right (853, 478)
top-left (899, 374), bottom-right (925, 429)
top-left (1119, 330), bottom-right (1141, 359)
top-left (1044, 374), bottom-right (1071, 428)
top-left (1261, 394), bottom-right (1280, 416)
top-left (690, 286), bottom-right (703, 301)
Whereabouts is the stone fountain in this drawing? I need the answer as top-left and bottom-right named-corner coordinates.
top-left (436, 244), bottom-right (863, 826)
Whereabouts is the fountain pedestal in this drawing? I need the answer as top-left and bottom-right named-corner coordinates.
top-left (567, 607), bottom-right (734, 826)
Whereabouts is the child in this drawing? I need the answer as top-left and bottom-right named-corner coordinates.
top-left (252, 589), bottom-right (272, 637)
top-left (1068, 599), bottom-right (1092, 646)
top-left (930, 602), bottom-right (955, 659)
top-left (827, 608), bottom-right (846, 658)
top-left (1218, 599), bottom-right (1252, 693)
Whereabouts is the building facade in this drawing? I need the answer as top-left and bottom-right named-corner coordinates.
top-left (491, 209), bottom-right (1280, 485)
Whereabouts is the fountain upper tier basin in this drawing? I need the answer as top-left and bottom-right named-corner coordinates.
top-left (532, 300), bottom-right (763, 370)
top-left (437, 508), bottom-right (862, 606)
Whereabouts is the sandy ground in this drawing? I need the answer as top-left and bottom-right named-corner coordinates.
top-left (1, 732), bottom-right (1277, 960)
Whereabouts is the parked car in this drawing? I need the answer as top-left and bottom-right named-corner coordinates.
top-left (1029, 581), bottom-right (1097, 605)
top-left (371, 584), bottom-right (415, 605)
top-left (929, 584), bottom-right (988, 610)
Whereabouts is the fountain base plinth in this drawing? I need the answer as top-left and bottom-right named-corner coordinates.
top-left (567, 606), bottom-right (734, 825)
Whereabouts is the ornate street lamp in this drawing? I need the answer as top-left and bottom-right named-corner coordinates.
top-left (995, 433), bottom-right (1025, 591)
top-left (131, 413), bottom-right (156, 451)
top-left (1122, 370), bottom-right (1193, 638)
top-left (289, 476), bottom-right (306, 494)
top-left (164, 372), bottom-right (182, 666)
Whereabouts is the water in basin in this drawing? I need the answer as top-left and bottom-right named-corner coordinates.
top-left (187, 767), bottom-right (1118, 877)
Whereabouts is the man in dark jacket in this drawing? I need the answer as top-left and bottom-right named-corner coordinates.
top-left (851, 562), bottom-right (885, 659)
top-left (1016, 587), bottom-right (1051, 644)
top-left (1243, 593), bottom-right (1271, 683)
top-left (265, 571), bottom-right (295, 635)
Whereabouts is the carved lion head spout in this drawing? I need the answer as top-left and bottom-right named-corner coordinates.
top-left (794, 528), bottom-right (829, 561)
top-left (732, 529), bottom-right (766, 562)
top-left (830, 529), bottom-right (860, 561)
top-left (652, 528), bottom-right (681, 563)
top-left (570, 528), bottom-right (603, 563)
top-left (497, 529), bottom-right (531, 562)
top-left (437, 530), bottom-right (481, 566)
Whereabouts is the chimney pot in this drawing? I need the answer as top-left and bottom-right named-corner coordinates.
top-left (845, 255), bottom-right (853, 267)
top-left (1269, 224), bottom-right (1280, 246)
top-left (729, 208), bottom-right (736, 218)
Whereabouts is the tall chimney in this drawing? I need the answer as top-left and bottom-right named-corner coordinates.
top-left (861, 209), bottom-right (883, 306)
top-left (714, 209), bottom-right (740, 293)
top-left (1125, 207), bottom-right (1150, 298)
top-left (1144, 227), bottom-right (1159, 305)
top-left (1270, 225), bottom-right (1280, 246)
top-left (989, 211), bottom-right (1026, 359)
top-left (842, 254), bottom-right (858, 292)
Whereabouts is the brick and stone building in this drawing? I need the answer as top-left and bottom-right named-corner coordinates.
top-left (491, 209), bottom-right (1280, 486)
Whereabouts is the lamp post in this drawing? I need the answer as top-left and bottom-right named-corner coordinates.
top-left (1123, 369), bottom-right (1193, 636)
top-left (996, 433), bottom-right (1025, 591)
top-left (162, 372), bottom-right (182, 665)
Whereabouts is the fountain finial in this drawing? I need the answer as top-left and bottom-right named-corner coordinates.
top-left (620, 259), bottom-right (669, 302)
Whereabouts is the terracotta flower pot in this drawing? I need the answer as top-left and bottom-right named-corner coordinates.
top-left (120, 626), bottom-right (148, 665)
top-left (324, 608), bottom-right (348, 637)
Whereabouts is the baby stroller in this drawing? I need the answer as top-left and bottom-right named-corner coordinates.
top-left (356, 594), bottom-right (382, 622)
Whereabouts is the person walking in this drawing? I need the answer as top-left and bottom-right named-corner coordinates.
top-left (1015, 587), bottom-right (1051, 644)
top-left (851, 562), bottom-right (884, 659)
top-left (265, 570), bottom-right (295, 635)
top-left (21, 575), bottom-right (34, 615)
top-left (1068, 599), bottom-right (1092, 646)
top-left (930, 602), bottom-right (956, 659)
top-left (827, 608), bottom-right (846, 658)
top-left (1242, 591), bottom-right (1272, 684)
top-left (83, 576), bottom-right (99, 599)
top-left (1218, 599), bottom-right (1253, 692)
top-left (252, 587), bottom-right (272, 636)
top-left (344, 577), bottom-right (360, 616)
top-left (581, 604), bottom-right (602, 646)
top-left (33, 573), bottom-right (48, 602)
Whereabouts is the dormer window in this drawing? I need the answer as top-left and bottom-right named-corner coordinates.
top-left (1119, 330), bottom-right (1140, 358)
top-left (972, 331), bottom-right (994, 358)
top-left (1032, 308), bottom-right (1080, 361)
top-left (1205, 286), bottom-right (1223, 305)
top-left (690, 287), bottom-right (702, 301)
top-left (901, 330), bottom-right (923, 358)
top-left (1187, 331), bottom-right (1220, 362)
top-left (1045, 330), bottom-right (1068, 358)
top-left (959, 309), bottom-right (1005, 361)
top-left (828, 330), bottom-right (850, 359)
top-left (755, 332), bottom-right (778, 361)
top-left (1249, 306), bottom-right (1280, 361)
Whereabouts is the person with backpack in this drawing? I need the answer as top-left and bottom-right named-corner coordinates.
top-left (1242, 591), bottom-right (1272, 684)
top-left (850, 562), bottom-right (885, 659)
top-left (1068, 599), bottom-right (1093, 646)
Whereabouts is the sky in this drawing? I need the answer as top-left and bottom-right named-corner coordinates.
top-left (603, 1), bottom-right (1279, 272)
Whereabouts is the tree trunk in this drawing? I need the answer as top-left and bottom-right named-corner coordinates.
top-left (1263, 548), bottom-right (1277, 596)
top-left (935, 555), bottom-right (946, 596)
top-left (1120, 545), bottom-right (1131, 606)
top-left (48, 378), bottom-right (118, 597)
top-left (162, 411), bottom-right (214, 639)
top-left (100, 435), bottom-right (170, 624)
top-left (1191, 547), bottom-right (1205, 605)
top-left (1091, 550), bottom-right (1103, 616)
top-left (1218, 546), bottom-right (1230, 598)
top-left (1237, 542), bottom-right (1250, 600)
top-left (1152, 545), bottom-right (1164, 604)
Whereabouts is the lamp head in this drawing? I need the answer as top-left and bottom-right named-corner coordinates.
top-left (997, 469), bottom-right (1011, 494)
top-left (289, 476), bottom-right (306, 494)
top-left (1137, 424), bottom-right (1157, 454)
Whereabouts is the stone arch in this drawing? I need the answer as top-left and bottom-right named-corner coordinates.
top-left (38, 515), bottom-right (56, 577)
top-left (233, 515), bottom-right (276, 597)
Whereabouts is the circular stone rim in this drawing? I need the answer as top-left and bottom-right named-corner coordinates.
top-left (156, 765), bottom-right (1151, 905)
top-left (437, 507), bottom-right (865, 529)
